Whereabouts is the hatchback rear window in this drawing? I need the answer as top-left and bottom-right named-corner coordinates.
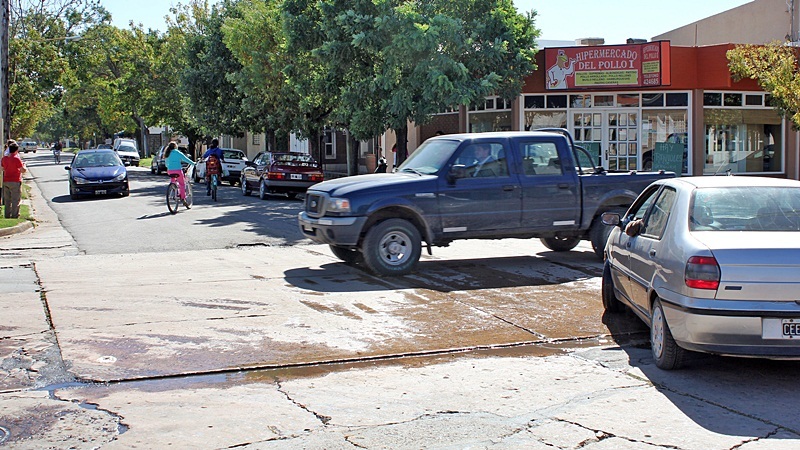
top-left (690, 187), bottom-right (800, 231)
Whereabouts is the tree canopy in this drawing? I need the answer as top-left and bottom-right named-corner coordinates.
top-left (728, 43), bottom-right (800, 128)
top-left (8, 0), bottom-right (540, 155)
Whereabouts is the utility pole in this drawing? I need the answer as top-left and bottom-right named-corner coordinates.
top-left (1, 0), bottom-right (9, 142)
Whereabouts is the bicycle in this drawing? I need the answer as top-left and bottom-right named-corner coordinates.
top-left (205, 156), bottom-right (221, 202)
top-left (167, 165), bottom-right (194, 214)
top-left (53, 150), bottom-right (61, 164)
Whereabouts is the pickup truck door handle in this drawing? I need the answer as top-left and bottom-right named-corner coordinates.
top-left (557, 183), bottom-right (570, 189)
top-left (503, 185), bottom-right (517, 191)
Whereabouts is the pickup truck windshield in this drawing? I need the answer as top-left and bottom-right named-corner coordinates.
top-left (397, 139), bottom-right (460, 175)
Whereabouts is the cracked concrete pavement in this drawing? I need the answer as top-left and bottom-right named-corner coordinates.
top-left (2, 164), bottom-right (800, 449)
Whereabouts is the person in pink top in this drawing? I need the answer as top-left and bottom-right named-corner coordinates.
top-left (1, 142), bottom-right (27, 218)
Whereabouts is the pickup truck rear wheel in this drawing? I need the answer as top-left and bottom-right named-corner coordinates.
top-left (540, 236), bottom-right (580, 252)
top-left (362, 219), bottom-right (422, 276)
top-left (590, 211), bottom-right (624, 258)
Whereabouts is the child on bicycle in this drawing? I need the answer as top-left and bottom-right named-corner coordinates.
top-left (202, 139), bottom-right (225, 196)
top-left (164, 142), bottom-right (194, 202)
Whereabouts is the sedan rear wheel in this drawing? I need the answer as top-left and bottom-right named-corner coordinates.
top-left (259, 179), bottom-right (268, 200)
top-left (651, 298), bottom-right (686, 370)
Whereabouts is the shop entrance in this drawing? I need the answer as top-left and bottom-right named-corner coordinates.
top-left (570, 110), bottom-right (640, 171)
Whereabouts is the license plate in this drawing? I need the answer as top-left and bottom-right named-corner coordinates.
top-left (783, 319), bottom-right (800, 337)
top-left (290, 174), bottom-right (303, 180)
top-left (763, 318), bottom-right (800, 339)
top-left (95, 190), bottom-right (106, 195)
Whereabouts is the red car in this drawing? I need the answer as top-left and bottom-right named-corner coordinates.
top-left (240, 151), bottom-right (324, 200)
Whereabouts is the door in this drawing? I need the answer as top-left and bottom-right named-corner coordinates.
top-left (627, 186), bottom-right (678, 312)
top-left (516, 138), bottom-right (580, 230)
top-left (437, 141), bottom-right (521, 235)
top-left (608, 184), bottom-right (662, 311)
top-left (571, 110), bottom-right (640, 171)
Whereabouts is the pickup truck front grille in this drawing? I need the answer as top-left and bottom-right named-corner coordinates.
top-left (305, 193), bottom-right (325, 217)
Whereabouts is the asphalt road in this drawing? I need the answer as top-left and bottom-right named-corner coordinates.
top-left (23, 151), bottom-right (304, 254)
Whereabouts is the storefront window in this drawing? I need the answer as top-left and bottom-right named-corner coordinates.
top-left (703, 109), bottom-right (783, 174)
top-left (524, 111), bottom-right (567, 130)
top-left (642, 109), bottom-right (689, 174)
top-left (469, 111), bottom-right (512, 132)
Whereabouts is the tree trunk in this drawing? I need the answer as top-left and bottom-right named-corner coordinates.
top-left (346, 130), bottom-right (359, 176)
top-left (394, 123), bottom-right (409, 166)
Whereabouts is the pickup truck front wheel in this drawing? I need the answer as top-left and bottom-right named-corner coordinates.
top-left (540, 236), bottom-right (581, 252)
top-left (362, 219), bottom-right (422, 276)
top-left (330, 245), bottom-right (362, 265)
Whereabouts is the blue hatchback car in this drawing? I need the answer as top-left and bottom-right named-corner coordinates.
top-left (65, 149), bottom-right (130, 199)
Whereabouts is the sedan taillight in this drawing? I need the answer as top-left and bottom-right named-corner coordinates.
top-left (267, 172), bottom-right (285, 180)
top-left (309, 173), bottom-right (324, 182)
top-left (685, 256), bottom-right (720, 290)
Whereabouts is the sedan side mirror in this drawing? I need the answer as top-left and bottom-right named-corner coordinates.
top-left (601, 212), bottom-right (621, 227)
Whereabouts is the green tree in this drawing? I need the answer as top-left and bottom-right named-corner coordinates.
top-left (6, 0), bottom-right (107, 140)
top-left (180, 0), bottom-right (252, 138)
top-left (284, 0), bottom-right (539, 163)
top-left (222, 0), bottom-right (297, 150)
top-left (728, 43), bottom-right (800, 128)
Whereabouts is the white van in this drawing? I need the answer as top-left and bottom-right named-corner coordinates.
top-left (19, 141), bottom-right (38, 153)
top-left (112, 138), bottom-right (140, 166)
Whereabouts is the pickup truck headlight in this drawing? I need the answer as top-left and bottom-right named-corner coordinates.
top-left (327, 198), bottom-right (351, 213)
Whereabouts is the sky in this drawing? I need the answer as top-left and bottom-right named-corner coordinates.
top-left (103, 0), bottom-right (754, 45)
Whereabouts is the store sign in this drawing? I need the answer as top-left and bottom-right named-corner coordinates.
top-left (545, 42), bottom-right (671, 90)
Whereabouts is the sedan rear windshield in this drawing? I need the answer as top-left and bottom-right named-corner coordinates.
top-left (273, 154), bottom-right (318, 166)
top-left (690, 187), bottom-right (800, 231)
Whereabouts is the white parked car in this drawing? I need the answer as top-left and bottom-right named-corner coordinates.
top-left (194, 148), bottom-right (248, 185)
top-left (19, 140), bottom-right (38, 153)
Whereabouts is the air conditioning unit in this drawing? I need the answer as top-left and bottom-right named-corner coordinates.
top-left (575, 37), bottom-right (605, 46)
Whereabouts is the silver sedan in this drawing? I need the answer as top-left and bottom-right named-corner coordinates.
top-left (601, 176), bottom-right (800, 369)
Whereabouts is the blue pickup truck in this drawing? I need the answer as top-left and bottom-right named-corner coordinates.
top-left (299, 130), bottom-right (674, 276)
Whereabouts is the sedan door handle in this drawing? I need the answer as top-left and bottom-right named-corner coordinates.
top-left (649, 249), bottom-right (656, 257)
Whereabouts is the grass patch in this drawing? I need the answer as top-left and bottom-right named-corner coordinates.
top-left (140, 157), bottom-right (153, 168)
top-left (0, 204), bottom-right (32, 228)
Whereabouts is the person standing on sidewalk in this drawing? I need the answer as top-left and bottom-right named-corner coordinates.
top-left (1, 142), bottom-right (27, 218)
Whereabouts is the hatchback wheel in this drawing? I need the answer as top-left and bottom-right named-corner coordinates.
top-left (651, 298), bottom-right (686, 370)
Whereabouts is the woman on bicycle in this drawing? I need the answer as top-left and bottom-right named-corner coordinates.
top-left (164, 142), bottom-right (194, 201)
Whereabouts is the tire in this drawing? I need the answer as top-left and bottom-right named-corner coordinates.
top-left (183, 181), bottom-right (193, 208)
top-left (259, 179), bottom-right (268, 200)
top-left (540, 236), bottom-right (581, 252)
top-left (651, 299), bottom-right (686, 370)
top-left (589, 214), bottom-right (614, 259)
top-left (602, 261), bottom-right (624, 313)
top-left (241, 176), bottom-right (251, 196)
top-left (70, 186), bottom-right (79, 200)
top-left (330, 245), bottom-right (362, 265)
top-left (166, 183), bottom-right (179, 214)
top-left (362, 219), bottom-right (422, 276)
top-left (286, 192), bottom-right (298, 200)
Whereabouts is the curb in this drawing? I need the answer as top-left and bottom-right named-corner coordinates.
top-left (0, 219), bottom-right (34, 237)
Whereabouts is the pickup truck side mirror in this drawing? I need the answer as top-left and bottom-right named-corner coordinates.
top-left (447, 164), bottom-right (468, 184)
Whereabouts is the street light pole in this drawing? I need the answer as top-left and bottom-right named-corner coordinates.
top-left (1, 0), bottom-right (9, 143)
